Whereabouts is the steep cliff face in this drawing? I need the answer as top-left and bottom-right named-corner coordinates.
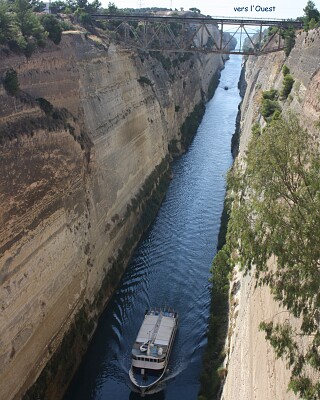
top-left (0, 28), bottom-right (228, 399)
top-left (221, 28), bottom-right (320, 400)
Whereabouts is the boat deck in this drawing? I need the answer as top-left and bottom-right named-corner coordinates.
top-left (129, 308), bottom-right (178, 392)
top-left (132, 310), bottom-right (176, 358)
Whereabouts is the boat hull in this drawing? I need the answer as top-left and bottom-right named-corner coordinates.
top-left (129, 366), bottom-right (166, 393)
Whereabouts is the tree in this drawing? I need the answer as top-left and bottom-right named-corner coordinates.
top-left (107, 1), bottom-right (117, 14)
top-left (280, 74), bottom-right (295, 99)
top-left (303, 1), bottom-right (320, 29)
top-left (29, 0), bottom-right (46, 12)
top-left (0, 0), bottom-right (18, 44)
top-left (50, 0), bottom-right (68, 13)
top-left (303, 1), bottom-right (320, 21)
top-left (40, 14), bottom-right (63, 44)
top-left (227, 114), bottom-right (320, 399)
top-left (260, 98), bottom-right (281, 120)
top-left (13, 0), bottom-right (47, 54)
top-left (282, 65), bottom-right (290, 76)
top-left (308, 17), bottom-right (318, 29)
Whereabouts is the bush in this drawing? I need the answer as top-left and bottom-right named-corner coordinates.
top-left (281, 74), bottom-right (294, 99)
top-left (40, 14), bottom-right (63, 44)
top-left (262, 89), bottom-right (278, 100)
top-left (3, 68), bottom-right (19, 96)
top-left (0, 0), bottom-right (16, 44)
top-left (282, 65), bottom-right (290, 76)
top-left (260, 99), bottom-right (281, 119)
top-left (284, 33), bottom-right (295, 57)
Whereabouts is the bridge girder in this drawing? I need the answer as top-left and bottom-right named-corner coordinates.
top-left (91, 14), bottom-right (303, 56)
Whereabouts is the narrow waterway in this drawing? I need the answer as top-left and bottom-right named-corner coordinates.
top-left (64, 54), bottom-right (242, 400)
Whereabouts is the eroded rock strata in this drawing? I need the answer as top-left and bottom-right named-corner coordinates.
top-left (221, 28), bottom-right (320, 400)
top-left (0, 28), bottom-right (232, 399)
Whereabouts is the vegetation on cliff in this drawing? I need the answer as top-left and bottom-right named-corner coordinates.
top-left (303, 1), bottom-right (320, 30)
top-left (218, 113), bottom-right (320, 399)
top-left (0, 0), bottom-right (64, 56)
top-left (1, 0), bottom-right (43, 49)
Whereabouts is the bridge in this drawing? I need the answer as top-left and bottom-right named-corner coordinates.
top-left (91, 14), bottom-right (303, 56)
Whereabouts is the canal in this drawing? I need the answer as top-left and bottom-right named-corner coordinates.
top-left (64, 54), bottom-right (242, 400)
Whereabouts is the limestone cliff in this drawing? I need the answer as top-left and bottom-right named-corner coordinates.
top-left (221, 28), bottom-right (320, 400)
top-left (0, 26), bottom-right (230, 399)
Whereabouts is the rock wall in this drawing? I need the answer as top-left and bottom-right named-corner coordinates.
top-left (221, 28), bottom-right (320, 400)
top-left (0, 27), bottom-right (229, 399)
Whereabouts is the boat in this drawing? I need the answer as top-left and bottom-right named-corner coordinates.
top-left (129, 308), bottom-right (178, 393)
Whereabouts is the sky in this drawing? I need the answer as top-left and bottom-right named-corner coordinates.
top-left (99, 0), bottom-right (315, 20)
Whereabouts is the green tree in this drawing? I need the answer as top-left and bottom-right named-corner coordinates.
top-left (282, 64), bottom-right (290, 76)
top-left (227, 114), bottom-right (320, 399)
top-left (304, 1), bottom-right (320, 21)
top-left (281, 74), bottom-right (295, 99)
top-left (40, 14), bottom-right (63, 44)
top-left (260, 98), bottom-right (281, 120)
top-left (107, 1), bottom-right (118, 14)
top-left (262, 89), bottom-right (278, 100)
top-left (282, 27), bottom-right (296, 56)
top-left (0, 0), bottom-right (18, 44)
top-left (13, 0), bottom-right (47, 54)
top-left (308, 17), bottom-right (318, 29)
top-left (303, 1), bottom-right (320, 29)
top-left (29, 0), bottom-right (46, 12)
top-left (50, 0), bottom-right (68, 13)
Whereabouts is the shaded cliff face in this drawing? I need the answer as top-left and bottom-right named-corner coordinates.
top-left (221, 28), bottom-right (320, 400)
top-left (0, 28), bottom-right (228, 399)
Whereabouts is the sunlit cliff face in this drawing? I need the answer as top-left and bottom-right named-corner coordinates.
top-left (222, 27), bottom-right (320, 400)
top-left (0, 26), bottom-right (229, 399)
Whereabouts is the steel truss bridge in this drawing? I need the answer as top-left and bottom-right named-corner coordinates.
top-left (91, 14), bottom-right (303, 56)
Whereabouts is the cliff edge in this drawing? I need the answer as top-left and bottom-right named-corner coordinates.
top-left (221, 28), bottom-right (320, 400)
top-left (0, 25), bottom-right (230, 399)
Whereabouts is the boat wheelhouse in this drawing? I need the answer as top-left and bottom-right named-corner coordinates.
top-left (129, 308), bottom-right (178, 393)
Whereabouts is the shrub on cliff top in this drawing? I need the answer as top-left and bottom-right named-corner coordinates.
top-left (0, 0), bottom-right (17, 44)
top-left (303, 0), bottom-right (320, 30)
top-left (14, 0), bottom-right (47, 47)
top-left (40, 14), bottom-right (63, 44)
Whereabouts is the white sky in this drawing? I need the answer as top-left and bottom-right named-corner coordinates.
top-left (99, 0), bottom-right (315, 20)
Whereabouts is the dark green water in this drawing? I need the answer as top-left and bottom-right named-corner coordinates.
top-left (64, 54), bottom-right (242, 400)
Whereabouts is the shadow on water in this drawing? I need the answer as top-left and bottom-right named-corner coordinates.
top-left (64, 54), bottom-right (242, 400)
